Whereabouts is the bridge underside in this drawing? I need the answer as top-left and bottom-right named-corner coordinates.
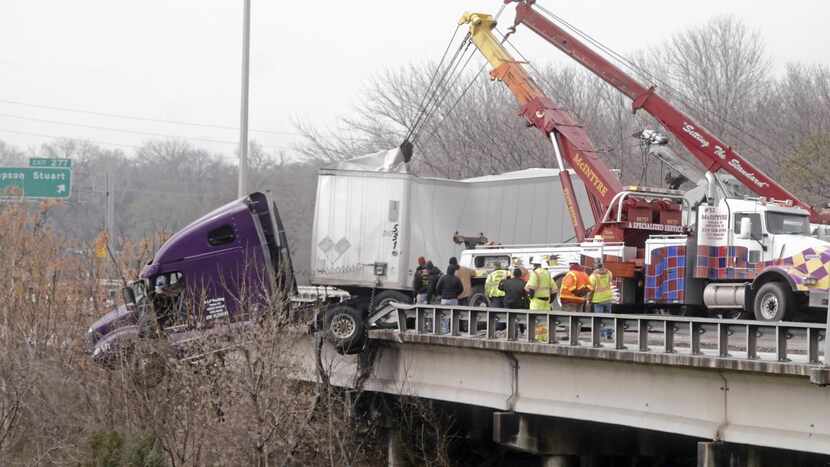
top-left (294, 331), bottom-right (830, 456)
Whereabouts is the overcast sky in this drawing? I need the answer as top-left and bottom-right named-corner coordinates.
top-left (1, 0), bottom-right (828, 161)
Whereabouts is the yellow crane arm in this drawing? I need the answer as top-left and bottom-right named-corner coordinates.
top-left (459, 12), bottom-right (546, 106)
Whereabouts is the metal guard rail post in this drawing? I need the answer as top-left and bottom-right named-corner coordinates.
top-left (389, 303), bottom-right (830, 384)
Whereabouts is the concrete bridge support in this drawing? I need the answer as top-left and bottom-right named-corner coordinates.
top-left (698, 442), bottom-right (761, 467)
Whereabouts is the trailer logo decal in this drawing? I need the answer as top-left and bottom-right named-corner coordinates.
top-left (334, 237), bottom-right (351, 255)
top-left (318, 236), bottom-right (334, 253)
top-left (391, 223), bottom-right (400, 256)
top-left (319, 263), bottom-right (364, 275)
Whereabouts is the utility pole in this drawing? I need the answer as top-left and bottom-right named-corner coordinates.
top-left (237, 0), bottom-right (251, 198)
top-left (106, 172), bottom-right (115, 255)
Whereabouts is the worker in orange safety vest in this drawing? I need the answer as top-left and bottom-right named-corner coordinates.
top-left (559, 262), bottom-right (592, 312)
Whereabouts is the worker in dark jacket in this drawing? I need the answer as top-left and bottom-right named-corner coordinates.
top-left (425, 261), bottom-right (441, 303)
top-left (412, 256), bottom-right (428, 303)
top-left (500, 268), bottom-right (529, 309)
top-left (435, 265), bottom-right (463, 305)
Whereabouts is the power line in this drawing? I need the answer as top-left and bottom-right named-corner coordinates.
top-left (0, 114), bottom-right (291, 154)
top-left (0, 112), bottom-right (242, 146)
top-left (0, 98), bottom-right (299, 136)
top-left (0, 127), bottom-right (141, 149)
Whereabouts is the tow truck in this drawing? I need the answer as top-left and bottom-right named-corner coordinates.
top-left (457, 3), bottom-right (830, 321)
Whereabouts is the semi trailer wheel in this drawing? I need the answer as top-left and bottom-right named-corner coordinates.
top-left (753, 282), bottom-right (792, 322)
top-left (371, 290), bottom-right (411, 329)
top-left (324, 305), bottom-right (367, 354)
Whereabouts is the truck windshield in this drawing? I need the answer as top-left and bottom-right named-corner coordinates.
top-left (765, 212), bottom-right (811, 235)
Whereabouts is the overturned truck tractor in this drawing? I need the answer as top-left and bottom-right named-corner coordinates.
top-left (87, 191), bottom-right (350, 366)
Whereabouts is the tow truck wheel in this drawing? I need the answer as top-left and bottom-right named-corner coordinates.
top-left (324, 305), bottom-right (367, 355)
top-left (753, 282), bottom-right (792, 322)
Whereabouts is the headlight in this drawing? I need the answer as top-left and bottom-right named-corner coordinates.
top-left (804, 277), bottom-right (818, 286)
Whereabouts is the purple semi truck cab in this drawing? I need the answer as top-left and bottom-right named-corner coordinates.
top-left (88, 192), bottom-right (298, 362)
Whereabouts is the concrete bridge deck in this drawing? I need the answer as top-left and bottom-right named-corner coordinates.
top-left (299, 305), bottom-right (830, 457)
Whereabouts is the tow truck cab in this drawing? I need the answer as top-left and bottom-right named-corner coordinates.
top-left (644, 188), bottom-right (830, 320)
top-left (88, 192), bottom-right (296, 359)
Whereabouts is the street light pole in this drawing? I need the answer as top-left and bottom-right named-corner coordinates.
top-left (237, 0), bottom-right (251, 198)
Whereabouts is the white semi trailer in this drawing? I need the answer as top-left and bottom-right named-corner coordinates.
top-left (310, 152), bottom-right (592, 352)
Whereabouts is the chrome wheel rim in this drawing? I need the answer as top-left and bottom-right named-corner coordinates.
top-left (760, 293), bottom-right (779, 320)
top-left (331, 314), bottom-right (356, 339)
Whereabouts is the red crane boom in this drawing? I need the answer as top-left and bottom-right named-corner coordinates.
top-left (508, 0), bottom-right (821, 222)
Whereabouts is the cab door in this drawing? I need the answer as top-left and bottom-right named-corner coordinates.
top-left (732, 212), bottom-right (765, 267)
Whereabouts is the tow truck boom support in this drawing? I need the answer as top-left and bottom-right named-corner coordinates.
top-left (461, 13), bottom-right (623, 239)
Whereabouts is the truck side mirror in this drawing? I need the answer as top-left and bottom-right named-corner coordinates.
top-left (738, 217), bottom-right (752, 240)
top-left (122, 286), bottom-right (136, 306)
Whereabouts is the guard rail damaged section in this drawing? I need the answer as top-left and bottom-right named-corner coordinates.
top-left (389, 304), bottom-right (830, 384)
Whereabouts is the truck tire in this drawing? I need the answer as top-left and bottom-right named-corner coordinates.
top-left (468, 285), bottom-right (489, 307)
top-left (324, 305), bottom-right (367, 354)
top-left (373, 290), bottom-right (410, 314)
top-left (753, 282), bottom-right (792, 322)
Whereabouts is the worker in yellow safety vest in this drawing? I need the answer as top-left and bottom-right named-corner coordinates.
top-left (525, 258), bottom-right (557, 311)
top-left (589, 262), bottom-right (614, 340)
top-left (484, 262), bottom-right (509, 308)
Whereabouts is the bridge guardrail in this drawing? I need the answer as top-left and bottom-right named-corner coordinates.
top-left (390, 304), bottom-right (830, 370)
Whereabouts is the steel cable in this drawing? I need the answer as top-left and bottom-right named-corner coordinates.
top-left (409, 36), bottom-right (475, 144)
top-left (404, 24), bottom-right (463, 142)
top-left (408, 4), bottom-right (508, 146)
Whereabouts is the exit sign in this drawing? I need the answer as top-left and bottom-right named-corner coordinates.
top-left (29, 158), bottom-right (72, 168)
top-left (0, 167), bottom-right (72, 199)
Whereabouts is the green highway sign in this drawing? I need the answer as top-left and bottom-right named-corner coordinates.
top-left (29, 158), bottom-right (72, 168)
top-left (0, 167), bottom-right (72, 199)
